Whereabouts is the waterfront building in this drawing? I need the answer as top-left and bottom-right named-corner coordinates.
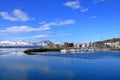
top-left (105, 42), bottom-right (120, 48)
top-left (69, 43), bottom-right (74, 48)
top-left (64, 42), bottom-right (69, 49)
top-left (46, 43), bottom-right (54, 49)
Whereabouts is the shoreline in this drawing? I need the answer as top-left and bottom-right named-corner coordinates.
top-left (24, 48), bottom-right (120, 55)
top-left (111, 48), bottom-right (120, 50)
top-left (24, 48), bottom-right (114, 54)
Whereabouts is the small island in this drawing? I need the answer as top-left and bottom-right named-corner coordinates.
top-left (24, 48), bottom-right (61, 54)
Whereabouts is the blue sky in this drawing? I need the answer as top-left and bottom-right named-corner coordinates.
top-left (0, 0), bottom-right (120, 43)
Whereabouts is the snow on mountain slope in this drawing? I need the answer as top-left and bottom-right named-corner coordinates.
top-left (0, 40), bottom-right (52, 48)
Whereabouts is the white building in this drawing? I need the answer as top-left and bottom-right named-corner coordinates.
top-left (105, 42), bottom-right (120, 48)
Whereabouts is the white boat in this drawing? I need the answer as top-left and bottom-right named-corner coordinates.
top-left (69, 49), bottom-right (77, 52)
top-left (60, 49), bottom-right (68, 53)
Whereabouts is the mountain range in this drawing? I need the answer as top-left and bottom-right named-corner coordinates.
top-left (0, 40), bottom-right (52, 48)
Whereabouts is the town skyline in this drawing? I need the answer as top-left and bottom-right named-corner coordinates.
top-left (0, 0), bottom-right (120, 43)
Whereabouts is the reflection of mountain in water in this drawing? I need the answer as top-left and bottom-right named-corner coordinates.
top-left (0, 48), bottom-right (26, 56)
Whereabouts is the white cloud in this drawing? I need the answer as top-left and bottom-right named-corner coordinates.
top-left (63, 0), bottom-right (88, 12)
top-left (39, 21), bottom-right (46, 25)
top-left (0, 9), bottom-right (32, 21)
top-left (32, 35), bottom-right (51, 39)
top-left (80, 8), bottom-right (89, 12)
top-left (41, 20), bottom-right (75, 27)
top-left (63, 0), bottom-right (80, 9)
top-left (59, 20), bottom-right (75, 25)
top-left (13, 33), bottom-right (70, 40)
top-left (31, 33), bottom-right (70, 39)
top-left (93, 0), bottom-right (106, 4)
top-left (0, 19), bottom-right (75, 35)
top-left (0, 26), bottom-right (49, 35)
top-left (89, 16), bottom-right (97, 19)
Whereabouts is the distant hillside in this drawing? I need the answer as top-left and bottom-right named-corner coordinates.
top-left (103, 38), bottom-right (120, 43)
top-left (94, 38), bottom-right (120, 43)
top-left (91, 38), bottom-right (120, 48)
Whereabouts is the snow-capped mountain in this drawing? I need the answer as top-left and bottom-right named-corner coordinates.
top-left (0, 40), bottom-right (52, 48)
top-left (0, 41), bottom-right (16, 46)
top-left (16, 40), bottom-right (32, 46)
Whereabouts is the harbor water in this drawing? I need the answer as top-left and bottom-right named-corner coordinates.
top-left (0, 48), bottom-right (120, 80)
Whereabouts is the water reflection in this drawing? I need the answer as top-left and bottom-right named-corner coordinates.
top-left (36, 51), bottom-right (120, 60)
top-left (0, 48), bottom-right (27, 56)
top-left (0, 48), bottom-right (120, 80)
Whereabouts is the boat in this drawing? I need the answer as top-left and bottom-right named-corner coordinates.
top-left (60, 49), bottom-right (68, 53)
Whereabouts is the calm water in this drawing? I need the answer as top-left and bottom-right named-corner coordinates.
top-left (0, 48), bottom-right (120, 80)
